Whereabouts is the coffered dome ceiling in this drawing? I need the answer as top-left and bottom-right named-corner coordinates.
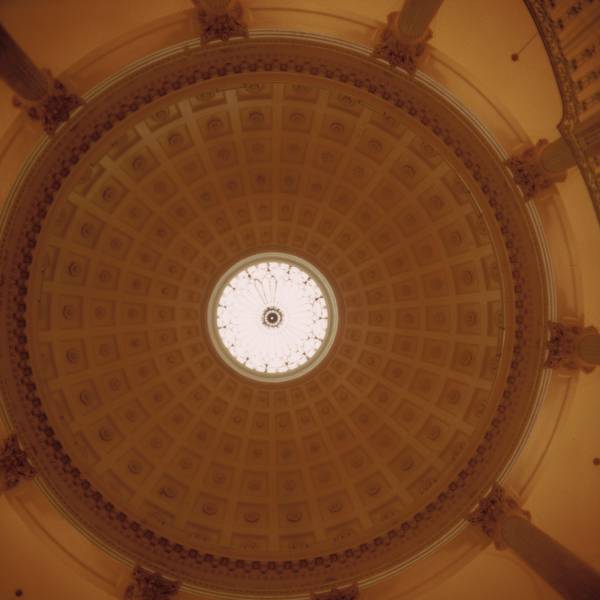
top-left (0, 38), bottom-right (548, 596)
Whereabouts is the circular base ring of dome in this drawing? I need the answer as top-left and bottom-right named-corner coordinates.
top-left (0, 36), bottom-right (548, 596)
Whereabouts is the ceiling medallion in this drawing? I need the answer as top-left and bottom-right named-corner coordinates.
top-left (208, 253), bottom-right (338, 381)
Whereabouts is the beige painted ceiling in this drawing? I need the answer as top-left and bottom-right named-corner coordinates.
top-left (0, 31), bottom-right (550, 593)
top-left (0, 2), bottom-right (598, 600)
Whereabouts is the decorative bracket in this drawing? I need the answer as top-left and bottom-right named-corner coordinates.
top-left (124, 566), bottom-right (180, 600)
top-left (0, 434), bottom-right (36, 492)
top-left (192, 0), bottom-right (248, 44)
top-left (545, 321), bottom-right (600, 373)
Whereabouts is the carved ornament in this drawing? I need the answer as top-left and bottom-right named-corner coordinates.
top-left (545, 321), bottom-right (599, 373)
top-left (124, 566), bottom-right (179, 600)
top-left (0, 38), bottom-right (547, 593)
top-left (311, 584), bottom-right (359, 600)
top-left (0, 434), bottom-right (36, 492)
top-left (193, 0), bottom-right (248, 43)
top-left (505, 139), bottom-right (567, 199)
top-left (467, 484), bottom-right (530, 549)
top-left (372, 11), bottom-right (432, 75)
top-left (524, 0), bottom-right (600, 223)
top-left (12, 72), bottom-right (83, 135)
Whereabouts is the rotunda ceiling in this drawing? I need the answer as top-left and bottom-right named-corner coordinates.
top-left (0, 38), bottom-right (548, 595)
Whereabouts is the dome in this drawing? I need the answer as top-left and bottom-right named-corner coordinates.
top-left (1, 3), bottom-right (598, 600)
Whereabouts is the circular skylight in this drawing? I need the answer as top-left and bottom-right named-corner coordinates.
top-left (208, 253), bottom-right (338, 381)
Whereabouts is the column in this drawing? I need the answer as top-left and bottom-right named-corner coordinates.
top-left (393, 0), bottom-right (444, 39)
top-left (311, 584), bottom-right (359, 600)
top-left (373, 0), bottom-right (444, 75)
top-left (124, 566), bottom-right (180, 600)
top-left (545, 321), bottom-right (600, 373)
top-left (0, 24), bottom-right (82, 134)
top-left (506, 138), bottom-right (572, 199)
top-left (469, 484), bottom-right (600, 600)
top-left (0, 23), bottom-right (49, 101)
top-left (0, 435), bottom-right (36, 494)
top-left (192, 0), bottom-right (248, 44)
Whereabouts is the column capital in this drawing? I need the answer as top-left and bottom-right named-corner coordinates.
top-left (311, 584), bottom-right (359, 600)
top-left (545, 321), bottom-right (600, 373)
top-left (1, 24), bottom-right (82, 134)
top-left (0, 434), bottom-right (36, 493)
top-left (12, 70), bottom-right (83, 136)
top-left (192, 0), bottom-right (248, 44)
top-left (124, 566), bottom-right (180, 600)
top-left (468, 484), bottom-right (530, 549)
top-left (506, 139), bottom-right (568, 199)
top-left (373, 11), bottom-right (432, 75)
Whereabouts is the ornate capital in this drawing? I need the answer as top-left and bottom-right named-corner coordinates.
top-left (505, 139), bottom-right (567, 199)
top-left (311, 584), bottom-right (359, 600)
top-left (0, 434), bottom-right (36, 492)
top-left (192, 0), bottom-right (248, 44)
top-left (373, 12), bottom-right (431, 75)
top-left (12, 72), bottom-right (83, 135)
top-left (468, 484), bottom-right (530, 549)
top-left (124, 566), bottom-right (179, 600)
top-left (545, 321), bottom-right (600, 373)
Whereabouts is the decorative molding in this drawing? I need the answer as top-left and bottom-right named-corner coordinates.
top-left (0, 434), bottom-right (36, 492)
top-left (124, 566), bottom-right (179, 600)
top-left (12, 73), bottom-right (83, 135)
top-left (192, 0), bottom-right (248, 44)
top-left (468, 484), bottom-right (530, 549)
top-left (505, 140), bottom-right (567, 199)
top-left (372, 12), bottom-right (431, 75)
top-left (311, 584), bottom-right (359, 600)
top-left (0, 38), bottom-right (547, 593)
top-left (524, 0), bottom-right (600, 222)
top-left (545, 321), bottom-right (599, 373)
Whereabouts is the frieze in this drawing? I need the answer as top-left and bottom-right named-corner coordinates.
top-left (0, 38), bottom-right (547, 593)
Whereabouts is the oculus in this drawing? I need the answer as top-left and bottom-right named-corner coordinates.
top-left (208, 253), bottom-right (338, 381)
